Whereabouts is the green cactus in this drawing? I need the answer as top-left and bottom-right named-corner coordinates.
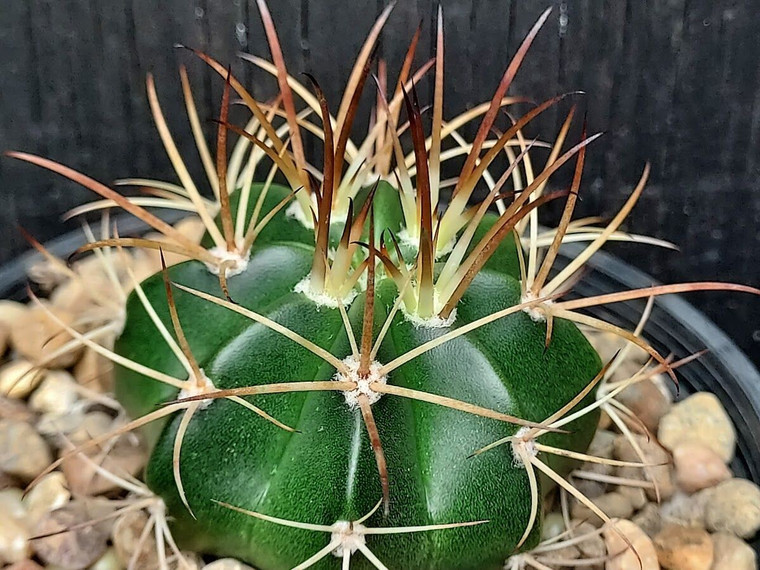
top-left (10, 3), bottom-right (760, 569)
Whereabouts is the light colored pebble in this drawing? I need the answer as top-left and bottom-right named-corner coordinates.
top-left (0, 488), bottom-right (27, 519)
top-left (576, 430), bottom-right (617, 499)
top-left (653, 523), bottom-right (713, 570)
top-left (572, 521), bottom-right (606, 559)
top-left (0, 470), bottom-right (19, 491)
top-left (0, 360), bottom-right (45, 399)
top-left (0, 516), bottom-right (32, 564)
top-left (0, 396), bottom-right (34, 423)
top-left (632, 503), bottom-right (663, 538)
top-left (704, 478), bottom-right (760, 538)
top-left (72, 348), bottom-right (114, 393)
top-left (604, 519), bottom-right (660, 570)
top-left (88, 548), bottom-right (124, 570)
top-left (617, 485), bottom-right (648, 510)
top-left (616, 378), bottom-right (671, 433)
top-left (23, 472), bottom-right (71, 527)
top-left (710, 532), bottom-right (757, 570)
top-left (614, 434), bottom-right (674, 501)
top-left (10, 305), bottom-right (83, 368)
top-left (0, 419), bottom-right (52, 481)
top-left (68, 411), bottom-right (113, 445)
top-left (0, 300), bottom-right (28, 328)
top-left (112, 510), bottom-right (158, 569)
top-left (203, 559), bottom-right (255, 570)
top-left (0, 490), bottom-right (32, 564)
top-left (29, 370), bottom-right (79, 415)
top-left (61, 417), bottom-right (146, 495)
top-left (541, 512), bottom-right (566, 540)
top-left (662, 489), bottom-right (715, 529)
top-left (542, 544), bottom-right (581, 568)
top-left (672, 442), bottom-right (731, 493)
top-left (36, 406), bottom-right (87, 438)
top-left (33, 502), bottom-right (111, 569)
top-left (658, 393), bottom-right (736, 463)
top-left (572, 492), bottom-right (634, 527)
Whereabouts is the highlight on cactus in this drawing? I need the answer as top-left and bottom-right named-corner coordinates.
top-left (6, 2), bottom-right (760, 569)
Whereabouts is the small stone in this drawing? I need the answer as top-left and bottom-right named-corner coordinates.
top-left (36, 406), bottom-right (87, 439)
top-left (672, 443), bottom-right (731, 493)
top-left (710, 532), bottom-right (757, 570)
top-left (614, 434), bottom-right (674, 501)
top-left (540, 544), bottom-right (581, 569)
top-left (632, 503), bottom-right (663, 538)
top-left (10, 305), bottom-right (83, 368)
top-left (112, 510), bottom-right (158, 569)
top-left (653, 523), bottom-right (713, 570)
top-left (0, 517), bottom-right (32, 564)
top-left (598, 409), bottom-right (613, 430)
top-left (89, 548), bottom-right (123, 570)
top-left (575, 461), bottom-right (613, 499)
top-left (541, 512), bottom-right (566, 540)
top-left (0, 360), bottom-right (45, 399)
top-left (704, 479), bottom-right (760, 538)
top-left (29, 370), bottom-right (79, 416)
top-left (617, 485), bottom-right (648, 510)
top-left (616, 378), bottom-right (671, 433)
top-left (658, 393), bottom-right (736, 463)
top-left (23, 472), bottom-right (71, 527)
top-left (575, 430), bottom-right (617, 499)
top-left (572, 521), bottom-right (605, 559)
top-left (0, 488), bottom-right (27, 520)
top-left (0, 301), bottom-right (27, 329)
top-left (61, 414), bottom-right (146, 495)
top-left (72, 348), bottom-right (114, 393)
top-left (604, 519), bottom-right (660, 570)
top-left (0, 419), bottom-right (52, 481)
top-left (589, 430), bottom-right (617, 459)
top-left (572, 492), bottom-right (633, 527)
top-left (0, 396), bottom-right (34, 423)
top-left (661, 489), bottom-right (714, 529)
top-left (0, 490), bottom-right (31, 565)
top-left (33, 501), bottom-right (111, 569)
top-left (0, 470), bottom-right (19, 491)
top-left (203, 559), bottom-right (255, 570)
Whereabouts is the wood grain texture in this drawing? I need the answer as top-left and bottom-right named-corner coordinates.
top-left (0, 0), bottom-right (758, 360)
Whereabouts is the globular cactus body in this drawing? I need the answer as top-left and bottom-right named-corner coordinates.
top-left (114, 181), bottom-right (601, 568)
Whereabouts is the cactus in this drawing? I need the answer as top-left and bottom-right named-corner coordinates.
top-left (9, 3), bottom-right (760, 569)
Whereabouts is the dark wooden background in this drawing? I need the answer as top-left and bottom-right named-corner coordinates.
top-left (0, 0), bottom-right (758, 363)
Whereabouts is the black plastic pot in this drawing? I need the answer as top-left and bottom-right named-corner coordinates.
top-left (2, 223), bottom-right (759, 551)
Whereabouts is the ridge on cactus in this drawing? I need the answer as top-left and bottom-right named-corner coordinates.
top-left (7, 2), bottom-right (760, 569)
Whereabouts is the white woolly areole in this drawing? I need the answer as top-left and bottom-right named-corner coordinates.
top-left (521, 293), bottom-right (553, 323)
top-left (294, 275), bottom-right (359, 309)
top-left (285, 200), bottom-right (315, 228)
top-left (177, 369), bottom-right (216, 410)
top-left (334, 355), bottom-right (387, 409)
top-left (402, 305), bottom-right (457, 329)
top-left (511, 427), bottom-right (538, 467)
top-left (204, 247), bottom-right (250, 278)
top-left (330, 521), bottom-right (367, 557)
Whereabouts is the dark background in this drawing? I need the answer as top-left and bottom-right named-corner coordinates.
top-left (0, 1), bottom-right (758, 363)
